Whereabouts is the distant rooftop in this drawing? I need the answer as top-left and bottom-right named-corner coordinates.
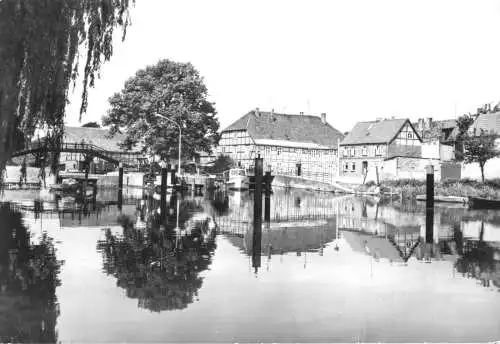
top-left (223, 110), bottom-right (344, 149)
top-left (340, 118), bottom-right (410, 145)
top-left (469, 112), bottom-right (500, 136)
top-left (63, 127), bottom-right (143, 152)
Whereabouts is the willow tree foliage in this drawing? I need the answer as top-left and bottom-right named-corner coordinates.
top-left (102, 59), bottom-right (220, 163)
top-left (0, 0), bottom-right (133, 174)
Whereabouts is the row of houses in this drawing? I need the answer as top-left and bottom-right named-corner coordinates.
top-left (26, 108), bottom-right (499, 184)
top-left (216, 108), bottom-right (500, 183)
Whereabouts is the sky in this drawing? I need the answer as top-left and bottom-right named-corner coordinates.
top-left (66, 0), bottom-right (500, 133)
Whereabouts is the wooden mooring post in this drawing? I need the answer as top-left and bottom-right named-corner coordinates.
top-left (160, 162), bottom-right (168, 220)
top-left (252, 156), bottom-right (263, 273)
top-left (264, 170), bottom-right (271, 223)
top-left (425, 164), bottom-right (434, 245)
top-left (118, 162), bottom-right (123, 210)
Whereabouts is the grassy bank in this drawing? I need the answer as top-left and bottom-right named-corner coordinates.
top-left (356, 179), bottom-right (500, 199)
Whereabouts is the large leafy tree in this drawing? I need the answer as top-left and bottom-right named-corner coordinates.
top-left (463, 131), bottom-right (499, 182)
top-left (455, 113), bottom-right (475, 160)
top-left (0, 0), bottom-right (133, 174)
top-left (102, 59), bottom-right (220, 164)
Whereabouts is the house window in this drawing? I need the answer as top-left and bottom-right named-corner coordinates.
top-left (351, 162), bottom-right (356, 171)
top-left (375, 145), bottom-right (382, 156)
top-left (277, 147), bottom-right (282, 155)
top-left (344, 163), bottom-right (349, 171)
top-left (343, 148), bottom-right (348, 157)
top-left (407, 132), bottom-right (413, 139)
top-left (350, 148), bottom-right (355, 156)
top-left (362, 146), bottom-right (368, 156)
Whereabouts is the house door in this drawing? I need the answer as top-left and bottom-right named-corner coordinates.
top-left (362, 161), bottom-right (368, 175)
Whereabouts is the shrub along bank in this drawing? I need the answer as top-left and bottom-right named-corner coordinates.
top-left (357, 178), bottom-right (500, 199)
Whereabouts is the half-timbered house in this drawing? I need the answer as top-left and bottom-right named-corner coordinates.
top-left (339, 118), bottom-right (422, 177)
top-left (217, 109), bottom-right (344, 183)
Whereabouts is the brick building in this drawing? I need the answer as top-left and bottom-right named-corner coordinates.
top-left (217, 109), bottom-right (344, 183)
top-left (339, 118), bottom-right (422, 177)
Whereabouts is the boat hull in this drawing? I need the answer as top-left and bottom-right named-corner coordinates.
top-left (227, 176), bottom-right (249, 190)
top-left (468, 197), bottom-right (500, 209)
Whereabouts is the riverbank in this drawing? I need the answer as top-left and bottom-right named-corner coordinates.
top-left (354, 179), bottom-right (500, 200)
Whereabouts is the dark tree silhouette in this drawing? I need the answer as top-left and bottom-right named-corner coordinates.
top-left (0, 203), bottom-right (63, 343)
top-left (81, 122), bottom-right (101, 128)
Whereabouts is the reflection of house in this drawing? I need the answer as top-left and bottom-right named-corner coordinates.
top-left (342, 230), bottom-right (416, 263)
top-left (217, 109), bottom-right (344, 183)
top-left (226, 219), bottom-right (337, 256)
top-left (339, 118), bottom-right (422, 177)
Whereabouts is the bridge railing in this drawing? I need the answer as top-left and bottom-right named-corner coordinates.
top-left (13, 141), bottom-right (145, 166)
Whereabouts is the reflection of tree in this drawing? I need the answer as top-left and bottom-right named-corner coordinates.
top-left (0, 203), bottom-right (63, 343)
top-left (210, 191), bottom-right (229, 216)
top-left (454, 222), bottom-right (499, 290)
top-left (96, 201), bottom-right (217, 312)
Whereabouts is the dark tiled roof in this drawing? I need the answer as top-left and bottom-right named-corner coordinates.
top-left (340, 118), bottom-right (409, 145)
top-left (470, 112), bottom-right (500, 136)
top-left (223, 111), bottom-right (344, 149)
top-left (64, 127), bottom-right (142, 152)
top-left (434, 119), bottom-right (457, 129)
top-left (434, 119), bottom-right (460, 141)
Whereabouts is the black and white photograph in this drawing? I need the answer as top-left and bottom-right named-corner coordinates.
top-left (1, 1), bottom-right (500, 342)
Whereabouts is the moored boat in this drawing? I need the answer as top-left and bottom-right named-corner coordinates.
top-left (416, 194), bottom-right (468, 204)
top-left (468, 196), bottom-right (500, 209)
top-left (224, 168), bottom-right (250, 191)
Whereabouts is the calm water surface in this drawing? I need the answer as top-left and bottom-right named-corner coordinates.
top-left (1, 188), bottom-right (500, 343)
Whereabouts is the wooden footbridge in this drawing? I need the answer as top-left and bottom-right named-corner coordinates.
top-left (12, 142), bottom-right (145, 167)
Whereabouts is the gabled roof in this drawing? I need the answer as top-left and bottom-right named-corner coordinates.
top-left (435, 119), bottom-right (456, 129)
top-left (223, 110), bottom-right (344, 149)
top-left (63, 127), bottom-right (142, 152)
top-left (469, 112), bottom-right (500, 136)
top-left (433, 119), bottom-right (460, 142)
top-left (340, 118), bottom-right (416, 145)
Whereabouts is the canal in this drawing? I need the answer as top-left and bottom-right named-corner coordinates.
top-left (1, 188), bottom-right (499, 342)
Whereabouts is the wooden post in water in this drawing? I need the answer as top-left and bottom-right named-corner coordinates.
top-left (169, 164), bottom-right (176, 187)
top-left (252, 155), bottom-right (263, 273)
top-left (160, 162), bottom-right (168, 219)
top-left (426, 164), bottom-right (434, 210)
top-left (425, 164), bottom-right (435, 248)
top-left (117, 162), bottom-right (123, 210)
top-left (264, 170), bottom-right (271, 223)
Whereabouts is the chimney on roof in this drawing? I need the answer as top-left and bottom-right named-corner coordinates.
top-left (271, 109), bottom-right (274, 114)
top-left (417, 118), bottom-right (424, 130)
top-left (376, 117), bottom-right (382, 122)
top-left (254, 107), bottom-right (260, 116)
top-left (426, 117), bottom-right (432, 129)
top-left (321, 113), bottom-right (326, 124)
top-left (299, 112), bottom-right (304, 116)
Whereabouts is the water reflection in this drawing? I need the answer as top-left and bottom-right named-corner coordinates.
top-left (0, 203), bottom-right (63, 343)
top-left (96, 197), bottom-right (217, 312)
top-left (1, 187), bottom-right (500, 342)
top-left (214, 191), bottom-right (500, 292)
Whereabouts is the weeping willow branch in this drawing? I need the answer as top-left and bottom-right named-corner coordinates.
top-left (0, 0), bottom-right (134, 176)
